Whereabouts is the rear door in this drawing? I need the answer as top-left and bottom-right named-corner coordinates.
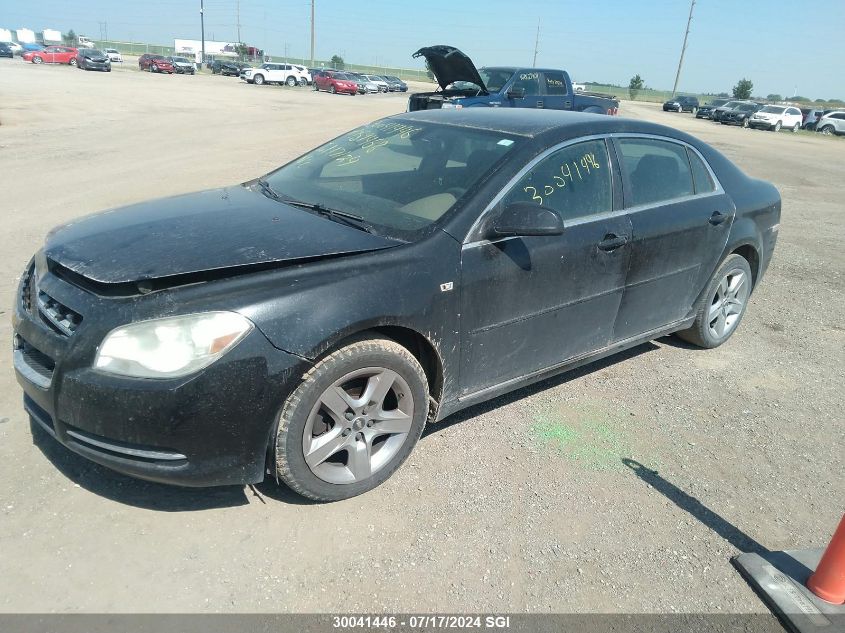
top-left (611, 136), bottom-right (734, 340)
top-left (460, 137), bottom-right (631, 395)
top-left (540, 71), bottom-right (573, 111)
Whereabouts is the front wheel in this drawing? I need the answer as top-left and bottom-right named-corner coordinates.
top-left (274, 337), bottom-right (428, 501)
top-left (253, 74), bottom-right (264, 85)
top-left (676, 254), bottom-right (752, 349)
top-left (742, 117), bottom-right (750, 128)
top-left (329, 85), bottom-right (336, 94)
top-left (820, 125), bottom-right (835, 135)
top-left (33, 56), bottom-right (43, 64)
top-left (286, 75), bottom-right (296, 86)
top-left (792, 122), bottom-right (799, 133)
top-left (773, 121), bottom-right (782, 132)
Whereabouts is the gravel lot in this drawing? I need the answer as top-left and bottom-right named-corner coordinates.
top-left (0, 58), bottom-right (842, 614)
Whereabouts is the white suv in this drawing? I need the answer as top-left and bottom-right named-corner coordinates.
top-left (748, 105), bottom-right (803, 132)
top-left (816, 111), bottom-right (845, 136)
top-left (242, 63), bottom-right (311, 86)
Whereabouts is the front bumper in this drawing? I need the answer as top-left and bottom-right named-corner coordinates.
top-left (174, 65), bottom-right (195, 73)
top-left (84, 61), bottom-right (110, 70)
top-left (13, 261), bottom-right (306, 487)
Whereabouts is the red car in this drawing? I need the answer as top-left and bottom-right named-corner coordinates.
top-left (22, 46), bottom-right (79, 66)
top-left (138, 54), bottom-right (175, 74)
top-left (314, 71), bottom-right (358, 95)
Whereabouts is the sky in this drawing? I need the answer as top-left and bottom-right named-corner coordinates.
top-left (1, 0), bottom-right (843, 99)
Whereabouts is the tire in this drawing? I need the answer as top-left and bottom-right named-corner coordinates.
top-left (33, 56), bottom-right (42, 64)
top-left (253, 73), bottom-right (264, 85)
top-left (274, 336), bottom-right (428, 501)
top-left (329, 85), bottom-right (336, 94)
top-left (69, 58), bottom-right (77, 66)
top-left (792, 123), bottom-right (799, 133)
top-left (773, 121), bottom-right (782, 132)
top-left (286, 75), bottom-right (296, 86)
top-left (742, 117), bottom-right (750, 128)
top-left (151, 64), bottom-right (157, 73)
top-left (820, 125), bottom-right (835, 135)
top-left (298, 77), bottom-right (307, 87)
top-left (676, 254), bottom-right (753, 349)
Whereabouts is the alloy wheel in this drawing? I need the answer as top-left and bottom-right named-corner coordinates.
top-left (302, 367), bottom-right (415, 484)
top-left (707, 268), bottom-right (749, 340)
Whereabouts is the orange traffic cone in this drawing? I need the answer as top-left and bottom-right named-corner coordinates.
top-left (806, 514), bottom-right (845, 605)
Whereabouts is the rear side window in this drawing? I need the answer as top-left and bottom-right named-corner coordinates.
top-left (543, 72), bottom-right (568, 96)
top-left (686, 149), bottom-right (715, 194)
top-left (618, 138), bottom-right (694, 206)
top-left (511, 71), bottom-right (541, 95)
top-left (502, 139), bottom-right (612, 222)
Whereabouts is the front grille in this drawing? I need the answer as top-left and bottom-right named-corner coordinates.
top-left (20, 262), bottom-right (34, 314)
top-left (37, 289), bottom-right (82, 336)
top-left (13, 335), bottom-right (55, 388)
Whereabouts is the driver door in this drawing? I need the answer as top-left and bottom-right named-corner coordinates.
top-left (459, 138), bottom-right (631, 396)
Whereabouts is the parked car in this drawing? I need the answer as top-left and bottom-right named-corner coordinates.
top-left (76, 49), bottom-right (111, 72)
top-left (241, 62), bottom-right (307, 85)
top-left (139, 54), bottom-right (175, 74)
top-left (345, 72), bottom-right (378, 94)
top-left (409, 45), bottom-right (618, 114)
top-left (210, 59), bottom-right (240, 76)
top-left (13, 109), bottom-right (780, 501)
top-left (362, 74), bottom-right (390, 92)
top-left (0, 43), bottom-right (13, 59)
top-left (695, 99), bottom-right (729, 119)
top-left (711, 100), bottom-right (745, 122)
top-left (383, 75), bottom-right (408, 92)
top-left (103, 48), bottom-right (123, 62)
top-left (663, 96), bottom-right (699, 112)
top-left (22, 46), bottom-right (79, 66)
top-left (816, 111), bottom-right (845, 136)
top-left (748, 105), bottom-right (802, 132)
top-left (292, 64), bottom-right (313, 84)
top-left (166, 56), bottom-right (196, 74)
top-left (0, 41), bottom-right (22, 55)
top-left (800, 108), bottom-right (825, 130)
top-left (313, 71), bottom-right (359, 95)
top-left (720, 102), bottom-right (763, 127)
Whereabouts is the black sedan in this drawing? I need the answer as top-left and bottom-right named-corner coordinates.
top-left (720, 102), bottom-right (763, 127)
top-left (0, 43), bottom-right (13, 59)
top-left (211, 59), bottom-right (241, 76)
top-left (696, 99), bottom-right (729, 119)
top-left (76, 49), bottom-right (111, 72)
top-left (13, 110), bottom-right (780, 501)
top-left (663, 96), bottom-right (699, 112)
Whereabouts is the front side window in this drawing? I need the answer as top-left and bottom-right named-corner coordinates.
top-left (265, 121), bottom-right (520, 239)
top-left (502, 139), bottom-right (612, 222)
top-left (478, 68), bottom-right (514, 93)
top-left (618, 138), bottom-right (694, 206)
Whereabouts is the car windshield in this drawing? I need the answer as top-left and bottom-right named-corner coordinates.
top-left (263, 120), bottom-right (521, 240)
top-left (477, 68), bottom-right (514, 92)
top-left (708, 100), bottom-right (728, 107)
top-left (334, 73), bottom-right (351, 80)
top-left (760, 106), bottom-right (785, 114)
top-left (172, 57), bottom-right (190, 63)
top-left (722, 101), bottom-right (743, 109)
top-left (737, 104), bottom-right (757, 112)
top-left (87, 50), bottom-right (104, 56)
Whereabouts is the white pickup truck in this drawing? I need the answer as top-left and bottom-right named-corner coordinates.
top-left (572, 82), bottom-right (586, 92)
top-left (241, 63), bottom-right (311, 87)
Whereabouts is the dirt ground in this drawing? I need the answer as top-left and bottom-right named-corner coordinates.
top-left (0, 58), bottom-right (842, 614)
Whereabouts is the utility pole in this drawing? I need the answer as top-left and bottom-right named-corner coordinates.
top-left (236, 0), bottom-right (241, 59)
top-left (532, 19), bottom-right (540, 67)
top-left (310, 0), bottom-right (315, 68)
top-left (200, 0), bottom-right (205, 66)
top-left (671, 0), bottom-right (696, 97)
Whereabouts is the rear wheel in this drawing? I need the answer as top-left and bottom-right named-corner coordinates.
top-left (676, 254), bottom-right (752, 349)
top-left (69, 58), bottom-right (77, 66)
top-left (299, 77), bottom-right (307, 87)
top-left (274, 337), bottom-right (428, 501)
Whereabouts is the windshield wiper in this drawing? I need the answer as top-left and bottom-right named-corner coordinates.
top-left (282, 199), bottom-right (375, 234)
top-left (256, 178), bottom-right (282, 202)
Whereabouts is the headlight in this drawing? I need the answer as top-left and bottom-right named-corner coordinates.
top-left (94, 311), bottom-right (253, 379)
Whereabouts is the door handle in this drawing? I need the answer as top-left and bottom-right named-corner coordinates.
top-left (709, 211), bottom-right (728, 225)
top-left (536, 101), bottom-right (544, 108)
top-left (598, 234), bottom-right (629, 251)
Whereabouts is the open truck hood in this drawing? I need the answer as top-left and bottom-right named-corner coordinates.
top-left (412, 45), bottom-right (487, 92)
top-left (44, 186), bottom-right (399, 286)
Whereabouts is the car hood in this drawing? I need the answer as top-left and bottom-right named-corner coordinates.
top-left (44, 186), bottom-right (400, 285)
top-left (86, 56), bottom-right (108, 62)
top-left (412, 45), bottom-right (487, 92)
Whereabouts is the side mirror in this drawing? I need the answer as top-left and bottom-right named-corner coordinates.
top-left (492, 202), bottom-right (564, 237)
top-left (507, 86), bottom-right (526, 99)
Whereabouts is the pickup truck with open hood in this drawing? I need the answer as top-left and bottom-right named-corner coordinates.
top-left (408, 45), bottom-right (618, 115)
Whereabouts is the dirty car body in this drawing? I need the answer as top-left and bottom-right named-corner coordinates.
top-left (14, 109), bottom-right (780, 499)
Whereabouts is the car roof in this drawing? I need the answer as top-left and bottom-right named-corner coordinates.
top-left (395, 109), bottom-right (696, 142)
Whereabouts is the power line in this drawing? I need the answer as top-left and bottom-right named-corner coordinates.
top-left (671, 0), bottom-right (696, 97)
